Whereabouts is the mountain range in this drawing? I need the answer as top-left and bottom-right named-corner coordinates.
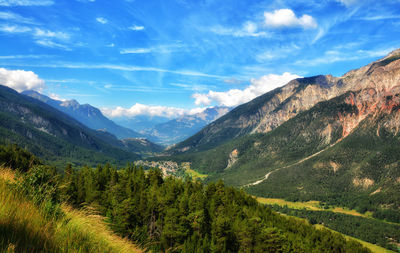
top-left (169, 50), bottom-right (400, 155)
top-left (22, 90), bottom-right (142, 140)
top-left (142, 106), bottom-right (231, 145)
top-left (0, 86), bottom-right (167, 166)
top-left (161, 49), bottom-right (400, 218)
top-left (22, 90), bottom-right (231, 146)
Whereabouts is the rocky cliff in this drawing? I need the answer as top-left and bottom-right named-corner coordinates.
top-left (170, 49), bottom-right (400, 154)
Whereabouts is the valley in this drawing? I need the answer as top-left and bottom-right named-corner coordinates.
top-left (0, 3), bottom-right (399, 250)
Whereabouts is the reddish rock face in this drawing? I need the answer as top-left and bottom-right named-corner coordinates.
top-left (172, 49), bottom-right (400, 154)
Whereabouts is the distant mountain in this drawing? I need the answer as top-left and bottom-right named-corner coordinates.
top-left (0, 85), bottom-right (141, 166)
top-left (22, 90), bottom-right (141, 139)
top-left (113, 115), bottom-right (170, 132)
top-left (144, 106), bottom-right (231, 145)
top-left (122, 138), bottom-right (164, 154)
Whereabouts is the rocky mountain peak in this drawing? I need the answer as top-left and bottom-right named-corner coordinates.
top-left (60, 99), bottom-right (80, 109)
top-left (170, 49), bottom-right (400, 154)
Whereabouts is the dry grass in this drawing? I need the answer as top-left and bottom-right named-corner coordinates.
top-left (58, 205), bottom-right (142, 253)
top-left (0, 167), bottom-right (16, 183)
top-left (0, 167), bottom-right (142, 252)
top-left (256, 197), bottom-right (371, 218)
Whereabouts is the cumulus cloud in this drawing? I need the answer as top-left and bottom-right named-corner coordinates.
top-left (264, 9), bottom-right (317, 29)
top-left (193, 72), bottom-right (301, 107)
top-left (96, 17), bottom-right (108, 24)
top-left (0, 0), bottom-right (53, 6)
top-left (102, 103), bottom-right (206, 119)
top-left (0, 68), bottom-right (45, 92)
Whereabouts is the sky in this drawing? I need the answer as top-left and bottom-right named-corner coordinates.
top-left (0, 0), bottom-right (400, 119)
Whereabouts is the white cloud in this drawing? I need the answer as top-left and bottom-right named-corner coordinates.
top-left (96, 17), bottom-right (108, 24)
top-left (294, 47), bottom-right (396, 66)
top-left (0, 24), bottom-right (31, 33)
top-left (0, 68), bottom-right (45, 92)
top-left (1, 62), bottom-right (226, 79)
top-left (0, 25), bottom-right (71, 50)
top-left (120, 44), bottom-right (186, 54)
top-left (48, 92), bottom-right (66, 101)
top-left (120, 48), bottom-right (153, 54)
top-left (193, 72), bottom-right (301, 107)
top-left (34, 28), bottom-right (70, 40)
top-left (35, 39), bottom-right (71, 50)
top-left (0, 0), bottom-right (53, 6)
top-left (0, 11), bottom-right (36, 24)
top-left (102, 103), bottom-right (206, 119)
top-left (0, 54), bottom-right (47, 59)
top-left (128, 25), bottom-right (145, 31)
top-left (335, 0), bottom-right (359, 7)
top-left (211, 22), bottom-right (269, 37)
top-left (264, 9), bottom-right (317, 29)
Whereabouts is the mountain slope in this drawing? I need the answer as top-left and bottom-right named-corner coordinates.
top-left (145, 106), bottom-right (230, 145)
top-left (0, 85), bottom-right (140, 166)
top-left (22, 90), bottom-right (141, 139)
top-left (162, 50), bottom-right (400, 221)
top-left (169, 49), bottom-right (400, 154)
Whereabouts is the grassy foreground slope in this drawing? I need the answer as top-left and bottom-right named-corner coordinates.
top-left (0, 167), bottom-right (141, 253)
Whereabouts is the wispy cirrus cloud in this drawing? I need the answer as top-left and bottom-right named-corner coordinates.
top-left (0, 23), bottom-right (72, 50)
top-left (34, 28), bottom-right (70, 40)
top-left (0, 61), bottom-right (227, 79)
top-left (264, 9), bottom-right (317, 29)
top-left (0, 54), bottom-right (51, 59)
top-left (120, 48), bottom-right (152, 54)
top-left (210, 21), bottom-right (269, 37)
top-left (0, 11), bottom-right (37, 24)
top-left (35, 40), bottom-right (71, 50)
top-left (0, 24), bottom-right (31, 33)
top-left (128, 25), bottom-right (145, 31)
top-left (96, 17), bottom-right (108, 24)
top-left (120, 44), bottom-right (186, 54)
top-left (294, 47), bottom-right (396, 67)
top-left (0, 0), bottom-right (54, 6)
top-left (335, 0), bottom-right (360, 7)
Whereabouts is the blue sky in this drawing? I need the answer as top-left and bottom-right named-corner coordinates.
top-left (0, 0), bottom-right (400, 118)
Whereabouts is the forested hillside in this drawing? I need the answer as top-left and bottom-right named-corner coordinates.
top-left (0, 85), bottom-right (143, 167)
top-left (0, 144), bottom-right (371, 252)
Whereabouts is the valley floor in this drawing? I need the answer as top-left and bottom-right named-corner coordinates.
top-left (257, 197), bottom-right (400, 252)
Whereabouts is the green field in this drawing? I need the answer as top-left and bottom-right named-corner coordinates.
top-left (183, 163), bottom-right (208, 180)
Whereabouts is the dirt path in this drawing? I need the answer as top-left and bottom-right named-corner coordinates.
top-left (243, 141), bottom-right (340, 188)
